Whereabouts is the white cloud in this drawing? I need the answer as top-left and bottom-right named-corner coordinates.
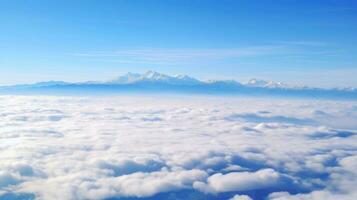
top-left (19, 169), bottom-right (208, 199)
top-left (194, 169), bottom-right (281, 193)
top-left (0, 95), bottom-right (356, 199)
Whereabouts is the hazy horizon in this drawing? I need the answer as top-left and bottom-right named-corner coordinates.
top-left (1, 70), bottom-right (356, 90)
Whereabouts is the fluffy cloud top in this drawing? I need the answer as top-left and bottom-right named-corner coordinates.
top-left (194, 169), bottom-right (280, 193)
top-left (0, 95), bottom-right (356, 200)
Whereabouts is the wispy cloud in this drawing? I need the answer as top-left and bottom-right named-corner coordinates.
top-left (72, 42), bottom-right (329, 65)
top-left (276, 40), bottom-right (328, 46)
top-left (72, 45), bottom-right (290, 64)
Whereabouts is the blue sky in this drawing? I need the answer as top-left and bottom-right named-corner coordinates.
top-left (1, 0), bottom-right (357, 87)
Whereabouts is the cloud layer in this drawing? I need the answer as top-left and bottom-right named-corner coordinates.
top-left (0, 96), bottom-right (356, 200)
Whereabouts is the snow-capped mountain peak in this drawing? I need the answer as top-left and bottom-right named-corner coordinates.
top-left (108, 71), bottom-right (201, 85)
top-left (246, 79), bottom-right (269, 87)
top-left (109, 72), bottom-right (141, 84)
top-left (265, 81), bottom-right (288, 88)
top-left (245, 78), bottom-right (289, 88)
top-left (173, 74), bottom-right (201, 84)
top-left (141, 70), bottom-right (170, 81)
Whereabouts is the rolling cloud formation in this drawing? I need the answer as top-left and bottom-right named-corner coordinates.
top-left (0, 96), bottom-right (356, 200)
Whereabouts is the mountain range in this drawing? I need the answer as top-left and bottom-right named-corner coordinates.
top-left (1, 71), bottom-right (356, 99)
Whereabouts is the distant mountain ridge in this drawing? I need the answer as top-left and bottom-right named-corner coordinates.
top-left (105, 71), bottom-right (300, 88)
top-left (108, 71), bottom-right (201, 85)
top-left (0, 71), bottom-right (356, 99)
top-left (245, 78), bottom-right (289, 89)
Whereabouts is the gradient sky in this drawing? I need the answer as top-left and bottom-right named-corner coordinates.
top-left (1, 0), bottom-right (357, 87)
